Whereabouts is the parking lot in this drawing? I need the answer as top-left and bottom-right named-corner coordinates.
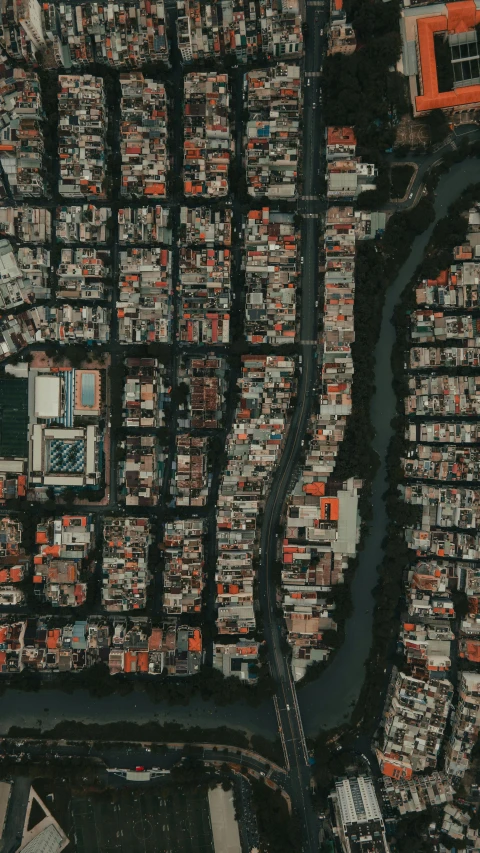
top-left (71, 788), bottom-right (215, 853)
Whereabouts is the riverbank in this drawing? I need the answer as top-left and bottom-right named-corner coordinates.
top-left (299, 157), bottom-right (480, 737)
top-left (0, 687), bottom-right (278, 740)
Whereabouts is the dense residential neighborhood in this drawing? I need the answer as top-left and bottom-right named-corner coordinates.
top-left (2, 0), bottom-right (480, 848)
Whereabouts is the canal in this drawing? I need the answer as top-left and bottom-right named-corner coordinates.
top-left (299, 158), bottom-right (480, 736)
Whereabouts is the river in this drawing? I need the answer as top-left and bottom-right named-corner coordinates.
top-left (299, 158), bottom-right (480, 736)
top-left (1, 161), bottom-right (479, 741)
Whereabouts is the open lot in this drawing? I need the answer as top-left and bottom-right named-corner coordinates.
top-left (71, 788), bottom-right (215, 853)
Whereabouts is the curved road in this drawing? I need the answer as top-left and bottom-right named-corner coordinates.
top-left (259, 4), bottom-right (325, 851)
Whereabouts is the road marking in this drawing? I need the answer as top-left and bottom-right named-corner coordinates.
top-left (304, 71), bottom-right (322, 76)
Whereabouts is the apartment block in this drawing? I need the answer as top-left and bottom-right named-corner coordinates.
top-left (162, 519), bottom-right (204, 614)
top-left (410, 346), bottom-right (480, 369)
top-left (177, 355), bottom-right (227, 429)
top-left (176, 0), bottom-right (302, 63)
top-left (0, 616), bottom-right (201, 675)
top-left (244, 208), bottom-right (299, 344)
top-left (213, 640), bottom-right (260, 682)
top-left (445, 672), bottom-right (480, 778)
top-left (56, 205), bottom-right (111, 243)
top-left (178, 246), bottom-right (231, 344)
top-left (53, 0), bottom-right (168, 67)
top-left (179, 206), bottom-right (232, 246)
top-left (37, 303), bottom-right (111, 343)
top-left (215, 355), bottom-right (296, 635)
top-left (0, 307), bottom-right (43, 362)
top-left (327, 0), bottom-right (356, 56)
top-left (0, 206), bottom-right (51, 242)
top-left (325, 126), bottom-right (357, 160)
top-left (172, 435), bottom-right (209, 506)
top-left (0, 68), bottom-right (45, 197)
top-left (246, 64), bottom-right (301, 199)
top-left (101, 516), bottom-right (151, 611)
top-left (0, 0), bottom-right (45, 64)
top-left (0, 237), bottom-right (50, 308)
top-left (118, 435), bottom-right (164, 507)
top-left (402, 444), bottom-right (480, 483)
top-left (58, 74), bottom-right (106, 197)
top-left (327, 159), bottom-right (377, 199)
top-left (405, 374), bottom-right (480, 417)
top-left (123, 357), bottom-right (168, 428)
top-left (410, 310), bottom-right (480, 343)
top-left (120, 73), bottom-right (168, 197)
top-left (33, 515), bottom-right (94, 607)
top-left (57, 246), bottom-right (111, 301)
top-left (382, 773), bottom-right (454, 815)
top-left (407, 420), bottom-right (480, 444)
top-left (118, 206), bottom-right (171, 243)
top-left (377, 671), bottom-right (453, 779)
top-left (184, 72), bottom-right (231, 198)
top-left (117, 246), bottom-right (172, 344)
top-left (0, 516), bottom-right (28, 582)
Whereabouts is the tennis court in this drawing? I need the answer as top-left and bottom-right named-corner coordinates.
top-left (71, 788), bottom-right (215, 853)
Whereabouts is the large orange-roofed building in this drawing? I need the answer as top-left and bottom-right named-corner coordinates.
top-left (401, 0), bottom-right (480, 117)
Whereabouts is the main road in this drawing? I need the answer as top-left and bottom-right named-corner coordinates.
top-left (259, 4), bottom-right (326, 852)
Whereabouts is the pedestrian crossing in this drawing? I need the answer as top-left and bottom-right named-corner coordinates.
top-left (304, 71), bottom-right (322, 77)
top-left (300, 195), bottom-right (318, 201)
top-left (300, 340), bottom-right (319, 345)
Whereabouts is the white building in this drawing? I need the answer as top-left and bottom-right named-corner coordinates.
top-left (332, 777), bottom-right (389, 853)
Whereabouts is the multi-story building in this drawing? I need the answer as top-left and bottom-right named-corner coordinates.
top-left (123, 357), bottom-right (169, 428)
top-left (0, 68), bottom-right (45, 197)
top-left (172, 435), bottom-right (209, 506)
top-left (33, 516), bottom-right (95, 607)
top-left (118, 435), bottom-right (164, 507)
top-left (183, 72), bottom-right (231, 198)
top-left (163, 519), bottom-right (204, 614)
top-left (246, 65), bottom-right (301, 199)
top-left (101, 516), bottom-right (152, 611)
top-left (120, 73), bottom-right (168, 197)
top-left (244, 208), bottom-right (299, 344)
top-left (177, 355), bottom-right (228, 429)
top-left (176, 0), bottom-right (302, 63)
top-left (178, 246), bottom-right (231, 344)
top-left (58, 74), bottom-right (106, 197)
top-left (331, 777), bottom-right (390, 853)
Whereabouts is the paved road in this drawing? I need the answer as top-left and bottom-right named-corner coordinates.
top-left (0, 738), bottom-right (287, 789)
top-left (384, 124), bottom-right (480, 212)
top-left (259, 4), bottom-right (327, 852)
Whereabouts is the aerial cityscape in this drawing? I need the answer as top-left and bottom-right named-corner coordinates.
top-left (0, 0), bottom-right (479, 850)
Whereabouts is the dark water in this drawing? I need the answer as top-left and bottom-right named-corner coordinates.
top-left (299, 159), bottom-right (480, 736)
top-left (0, 687), bottom-right (277, 737)
top-left (1, 162), bottom-right (479, 740)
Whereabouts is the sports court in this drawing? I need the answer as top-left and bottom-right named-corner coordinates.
top-left (71, 788), bottom-right (215, 853)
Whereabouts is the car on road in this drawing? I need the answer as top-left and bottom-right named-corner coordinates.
top-left (286, 704), bottom-right (290, 711)
top-left (320, 28), bottom-right (324, 34)
top-left (409, 192), bottom-right (413, 199)
top-left (301, 256), bottom-right (304, 263)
